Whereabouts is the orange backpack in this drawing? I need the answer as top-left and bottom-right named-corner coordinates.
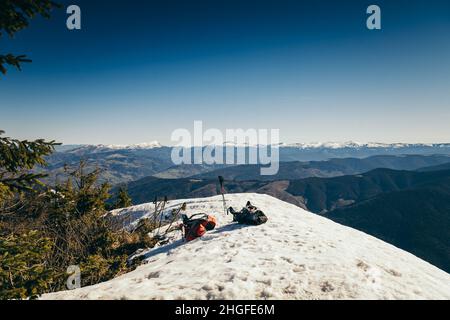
top-left (182, 213), bottom-right (217, 242)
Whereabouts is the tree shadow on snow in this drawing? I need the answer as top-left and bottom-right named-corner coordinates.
top-left (142, 239), bottom-right (185, 260)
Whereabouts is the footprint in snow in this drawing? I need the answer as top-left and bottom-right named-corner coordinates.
top-left (202, 284), bottom-right (214, 291)
top-left (292, 265), bottom-right (306, 273)
top-left (383, 267), bottom-right (402, 277)
top-left (320, 281), bottom-right (335, 293)
top-left (256, 278), bottom-right (272, 286)
top-left (356, 260), bottom-right (370, 272)
top-left (283, 285), bottom-right (297, 294)
top-left (147, 271), bottom-right (160, 279)
top-left (281, 256), bottom-right (294, 264)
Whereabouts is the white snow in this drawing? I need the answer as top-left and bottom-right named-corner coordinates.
top-left (98, 141), bottom-right (163, 150)
top-left (63, 141), bottom-right (450, 153)
top-left (281, 141), bottom-right (447, 149)
top-left (42, 193), bottom-right (450, 300)
top-left (68, 141), bottom-right (164, 153)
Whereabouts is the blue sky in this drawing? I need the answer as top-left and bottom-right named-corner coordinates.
top-left (1, 0), bottom-right (449, 145)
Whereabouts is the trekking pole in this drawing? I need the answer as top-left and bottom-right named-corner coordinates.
top-left (132, 196), bottom-right (159, 233)
top-left (163, 202), bottom-right (186, 236)
top-left (218, 176), bottom-right (228, 215)
top-left (152, 196), bottom-right (160, 222)
top-left (156, 196), bottom-right (168, 237)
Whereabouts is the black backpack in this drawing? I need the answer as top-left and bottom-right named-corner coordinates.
top-left (228, 201), bottom-right (268, 225)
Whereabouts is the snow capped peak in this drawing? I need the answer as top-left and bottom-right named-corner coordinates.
top-left (42, 193), bottom-right (450, 300)
top-left (69, 141), bottom-right (164, 153)
top-left (281, 141), bottom-right (449, 149)
top-left (281, 141), bottom-right (363, 149)
top-left (63, 141), bottom-right (450, 153)
top-left (101, 141), bottom-right (163, 150)
top-left (221, 141), bottom-right (277, 147)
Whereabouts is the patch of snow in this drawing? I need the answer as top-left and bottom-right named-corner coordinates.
top-left (42, 194), bottom-right (450, 300)
top-left (282, 141), bottom-right (450, 149)
top-left (100, 141), bottom-right (163, 150)
top-left (63, 141), bottom-right (450, 153)
top-left (68, 141), bottom-right (164, 153)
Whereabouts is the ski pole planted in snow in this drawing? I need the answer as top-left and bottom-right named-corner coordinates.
top-left (218, 176), bottom-right (227, 215)
top-left (156, 196), bottom-right (168, 236)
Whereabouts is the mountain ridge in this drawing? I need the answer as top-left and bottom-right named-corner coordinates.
top-left (57, 141), bottom-right (450, 152)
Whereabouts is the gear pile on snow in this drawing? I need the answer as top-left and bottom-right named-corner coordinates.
top-left (150, 177), bottom-right (267, 243)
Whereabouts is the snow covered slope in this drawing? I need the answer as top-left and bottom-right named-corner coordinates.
top-left (42, 194), bottom-right (450, 300)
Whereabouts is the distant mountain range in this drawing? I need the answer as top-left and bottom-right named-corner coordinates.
top-left (57, 141), bottom-right (450, 152)
top-left (56, 142), bottom-right (450, 165)
top-left (41, 146), bottom-right (174, 185)
top-left (278, 142), bottom-right (450, 161)
top-left (417, 162), bottom-right (450, 172)
top-left (286, 168), bottom-right (450, 213)
top-left (192, 155), bottom-right (450, 181)
top-left (44, 141), bottom-right (450, 185)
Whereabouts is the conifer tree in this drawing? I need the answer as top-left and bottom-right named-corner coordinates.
top-left (0, 231), bottom-right (56, 299)
top-left (0, 130), bottom-right (57, 190)
top-left (0, 130), bottom-right (58, 204)
top-left (0, 132), bottom-right (155, 299)
top-left (0, 0), bottom-right (61, 74)
top-left (114, 186), bottom-right (133, 209)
